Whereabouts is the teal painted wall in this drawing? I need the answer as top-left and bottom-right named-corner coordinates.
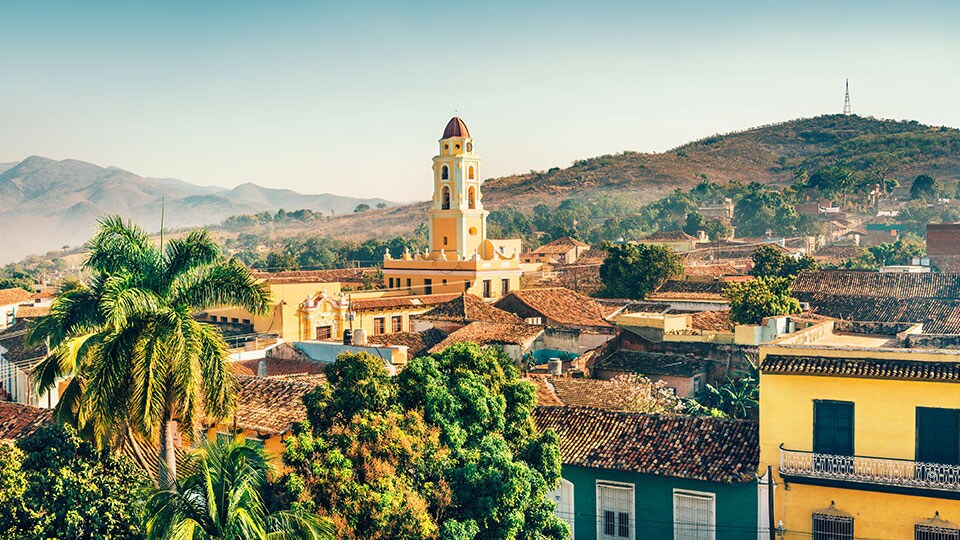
top-left (561, 465), bottom-right (758, 540)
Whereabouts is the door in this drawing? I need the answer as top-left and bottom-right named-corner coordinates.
top-left (597, 482), bottom-right (633, 540)
top-left (917, 407), bottom-right (960, 482)
top-left (813, 401), bottom-right (854, 474)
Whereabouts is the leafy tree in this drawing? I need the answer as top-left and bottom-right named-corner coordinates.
top-left (723, 276), bottom-right (801, 325)
top-left (282, 346), bottom-right (567, 540)
top-left (0, 276), bottom-right (33, 291)
top-left (867, 234), bottom-right (926, 266)
top-left (598, 242), bottom-right (684, 299)
top-left (353, 204), bottom-right (371, 213)
top-left (732, 184), bottom-right (803, 237)
top-left (910, 174), bottom-right (943, 201)
top-left (145, 438), bottom-right (332, 540)
top-left (376, 202), bottom-right (387, 209)
top-left (807, 164), bottom-right (854, 204)
top-left (749, 245), bottom-right (818, 280)
top-left (682, 212), bottom-right (730, 241)
top-left (30, 217), bottom-right (271, 489)
top-left (0, 424), bottom-right (150, 539)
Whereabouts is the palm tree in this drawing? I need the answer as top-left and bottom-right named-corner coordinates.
top-left (30, 216), bottom-right (270, 489)
top-left (145, 438), bottom-right (333, 539)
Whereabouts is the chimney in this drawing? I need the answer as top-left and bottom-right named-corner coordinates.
top-left (548, 358), bottom-right (562, 376)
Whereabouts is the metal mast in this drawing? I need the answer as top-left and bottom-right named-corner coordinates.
top-left (843, 79), bottom-right (852, 115)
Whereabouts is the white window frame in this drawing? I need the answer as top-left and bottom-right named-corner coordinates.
top-left (596, 480), bottom-right (634, 540)
top-left (673, 489), bottom-right (716, 540)
top-left (547, 477), bottom-right (575, 539)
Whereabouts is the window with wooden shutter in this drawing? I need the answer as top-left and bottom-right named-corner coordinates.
top-left (673, 490), bottom-right (715, 540)
top-left (391, 316), bottom-right (402, 333)
top-left (373, 317), bottom-right (385, 335)
top-left (315, 326), bottom-right (332, 340)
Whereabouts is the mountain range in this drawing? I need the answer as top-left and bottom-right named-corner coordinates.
top-left (0, 156), bottom-right (393, 264)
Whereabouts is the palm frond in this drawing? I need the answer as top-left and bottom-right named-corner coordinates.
top-left (162, 230), bottom-right (222, 291)
top-left (84, 215), bottom-right (162, 281)
top-left (171, 259), bottom-right (271, 315)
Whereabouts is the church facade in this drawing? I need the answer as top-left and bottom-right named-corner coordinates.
top-left (383, 117), bottom-right (522, 300)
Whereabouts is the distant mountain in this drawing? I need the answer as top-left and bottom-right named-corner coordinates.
top-left (0, 156), bottom-right (394, 263)
top-left (243, 114), bottom-right (960, 245)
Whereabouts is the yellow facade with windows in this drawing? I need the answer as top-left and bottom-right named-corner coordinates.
top-left (759, 320), bottom-right (960, 539)
top-left (383, 117), bottom-right (522, 301)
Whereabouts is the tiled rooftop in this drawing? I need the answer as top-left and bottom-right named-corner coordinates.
top-left (369, 328), bottom-right (447, 358)
top-left (792, 270), bottom-right (960, 299)
top-left (592, 350), bottom-right (709, 377)
top-left (690, 310), bottom-right (735, 332)
top-left (230, 375), bottom-right (316, 435)
top-left (0, 320), bottom-right (47, 368)
top-left (412, 294), bottom-right (522, 324)
top-left (0, 287), bottom-right (33, 306)
top-left (0, 401), bottom-right (52, 440)
top-left (643, 230), bottom-right (698, 242)
top-left (429, 321), bottom-right (545, 353)
top-left (351, 293), bottom-right (461, 310)
top-left (533, 406), bottom-right (759, 484)
top-left (647, 280), bottom-right (730, 301)
top-left (795, 292), bottom-right (960, 334)
top-left (761, 354), bottom-right (960, 382)
top-left (495, 287), bottom-right (611, 327)
top-left (549, 377), bottom-right (627, 409)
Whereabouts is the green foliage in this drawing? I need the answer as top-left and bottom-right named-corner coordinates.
top-left (244, 234), bottom-right (428, 271)
top-left (597, 242), bottom-right (684, 299)
top-left (732, 184), bottom-right (805, 237)
top-left (29, 217), bottom-right (271, 487)
top-left (221, 209), bottom-right (323, 231)
top-left (868, 234), bottom-right (927, 267)
top-left (682, 212), bottom-right (730, 241)
top-left (283, 344), bottom-right (567, 540)
top-left (749, 245), bottom-right (818, 280)
top-left (723, 276), bottom-right (802, 325)
top-left (806, 164), bottom-right (853, 200)
top-left (0, 424), bottom-right (150, 540)
top-left (703, 358), bottom-right (759, 420)
top-left (353, 204), bottom-right (371, 213)
top-left (145, 437), bottom-right (331, 540)
top-left (910, 174), bottom-right (943, 201)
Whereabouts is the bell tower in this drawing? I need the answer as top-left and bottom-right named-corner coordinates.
top-left (428, 117), bottom-right (488, 259)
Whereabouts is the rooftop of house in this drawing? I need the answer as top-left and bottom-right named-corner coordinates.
top-left (0, 287), bottom-right (33, 306)
top-left (792, 270), bottom-right (960, 299)
top-left (795, 292), bottom-right (960, 335)
top-left (531, 237), bottom-right (589, 254)
top-left (646, 280), bottom-right (730, 302)
top-left (0, 320), bottom-right (47, 369)
top-left (369, 328), bottom-right (447, 358)
top-left (228, 375), bottom-right (317, 436)
top-left (761, 354), bottom-right (960, 382)
top-left (547, 377), bottom-right (627, 409)
top-left (412, 293), bottom-right (523, 324)
top-left (642, 230), bottom-right (698, 242)
top-left (230, 350), bottom-right (328, 383)
top-left (495, 287), bottom-right (612, 327)
top-left (533, 406), bottom-right (759, 484)
top-left (591, 350), bottom-right (709, 377)
top-left (0, 401), bottom-right (52, 441)
top-left (429, 321), bottom-right (545, 353)
top-left (351, 293), bottom-right (461, 310)
top-left (690, 310), bottom-right (735, 332)
top-left (252, 268), bottom-right (368, 285)
top-left (683, 263), bottom-right (743, 278)
top-left (13, 305), bottom-right (50, 318)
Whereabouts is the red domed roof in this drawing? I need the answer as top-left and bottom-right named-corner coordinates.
top-left (442, 117), bottom-right (470, 139)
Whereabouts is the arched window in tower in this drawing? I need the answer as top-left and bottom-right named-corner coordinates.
top-left (441, 165), bottom-right (449, 180)
top-left (468, 165), bottom-right (475, 180)
top-left (441, 186), bottom-right (451, 210)
top-left (468, 186), bottom-right (476, 209)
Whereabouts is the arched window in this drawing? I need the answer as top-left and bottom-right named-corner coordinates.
top-left (441, 186), bottom-right (451, 210)
top-left (441, 165), bottom-right (449, 180)
top-left (468, 165), bottom-right (475, 180)
top-left (468, 186), bottom-right (476, 209)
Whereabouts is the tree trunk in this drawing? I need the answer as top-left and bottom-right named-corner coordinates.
top-left (159, 412), bottom-right (178, 491)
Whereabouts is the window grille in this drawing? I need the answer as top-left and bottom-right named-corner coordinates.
top-left (917, 525), bottom-right (960, 540)
top-left (598, 482), bottom-right (633, 539)
top-left (316, 326), bottom-right (332, 340)
top-left (483, 280), bottom-right (492, 298)
top-left (812, 513), bottom-right (854, 540)
top-left (391, 316), bottom-right (402, 333)
top-left (373, 317), bottom-right (385, 335)
top-left (673, 490), bottom-right (715, 540)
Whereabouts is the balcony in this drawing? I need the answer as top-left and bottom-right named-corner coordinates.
top-left (780, 445), bottom-right (960, 498)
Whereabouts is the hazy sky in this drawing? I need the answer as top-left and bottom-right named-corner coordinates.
top-left (1, 0), bottom-right (958, 201)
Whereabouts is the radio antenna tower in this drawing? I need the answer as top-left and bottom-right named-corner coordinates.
top-left (843, 79), bottom-right (852, 115)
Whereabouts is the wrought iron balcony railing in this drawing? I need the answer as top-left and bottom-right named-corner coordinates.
top-left (780, 445), bottom-right (960, 493)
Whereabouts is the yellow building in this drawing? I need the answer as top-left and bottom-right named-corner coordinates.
top-left (382, 117), bottom-right (523, 300)
top-left (759, 319), bottom-right (960, 540)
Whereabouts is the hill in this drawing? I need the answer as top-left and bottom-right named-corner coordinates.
top-left (0, 156), bottom-right (394, 263)
top-left (207, 114), bottom-right (960, 245)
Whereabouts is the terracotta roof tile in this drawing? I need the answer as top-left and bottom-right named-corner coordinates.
top-left (230, 356), bottom-right (328, 380)
top-left (796, 293), bottom-right (960, 334)
top-left (351, 293), bottom-right (460, 310)
top-left (549, 378), bottom-right (628, 409)
top-left (527, 376), bottom-right (564, 406)
top-left (762, 354), bottom-right (960, 382)
top-left (495, 287), bottom-right (611, 327)
top-left (429, 321), bottom-right (544, 353)
top-left (792, 270), bottom-right (960, 299)
top-left (0, 320), bottom-right (47, 369)
top-left (0, 402), bottom-right (51, 440)
top-left (0, 287), bottom-right (33, 306)
top-left (369, 328), bottom-right (447, 358)
top-left (533, 406), bottom-right (759, 483)
top-left (690, 310), bottom-right (735, 332)
top-left (231, 375), bottom-right (317, 435)
top-left (647, 280), bottom-right (730, 301)
top-left (592, 350), bottom-right (708, 377)
top-left (413, 294), bottom-right (522, 324)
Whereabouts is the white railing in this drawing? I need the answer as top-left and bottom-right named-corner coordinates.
top-left (780, 446), bottom-right (960, 492)
top-left (0, 355), bottom-right (32, 404)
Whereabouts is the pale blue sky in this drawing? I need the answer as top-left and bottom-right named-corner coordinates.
top-left (1, 0), bottom-right (957, 201)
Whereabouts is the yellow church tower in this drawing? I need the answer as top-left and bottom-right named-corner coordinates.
top-left (382, 117), bottom-right (522, 300)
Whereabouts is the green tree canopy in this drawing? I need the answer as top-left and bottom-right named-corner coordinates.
top-left (910, 174), bottom-right (943, 201)
top-left (867, 234), bottom-right (927, 267)
top-left (598, 242), bottom-right (684, 299)
top-left (732, 184), bottom-right (804, 237)
top-left (749, 245), bottom-right (818, 280)
top-left (0, 424), bottom-right (150, 539)
top-left (723, 276), bottom-right (802, 325)
top-left (29, 217), bottom-right (271, 489)
top-left (282, 345), bottom-right (567, 540)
